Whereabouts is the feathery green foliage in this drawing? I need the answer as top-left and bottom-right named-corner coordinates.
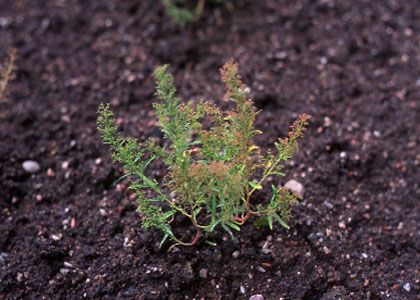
top-left (97, 61), bottom-right (310, 248)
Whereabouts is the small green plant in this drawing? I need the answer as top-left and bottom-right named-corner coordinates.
top-left (0, 48), bottom-right (16, 102)
top-left (97, 61), bottom-right (309, 248)
top-left (161, 0), bottom-right (226, 25)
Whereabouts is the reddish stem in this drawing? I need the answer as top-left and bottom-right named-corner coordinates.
top-left (189, 230), bottom-right (201, 246)
top-left (234, 212), bottom-right (252, 224)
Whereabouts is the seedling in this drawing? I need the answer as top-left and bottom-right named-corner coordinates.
top-left (97, 61), bottom-right (309, 248)
top-left (161, 0), bottom-right (226, 25)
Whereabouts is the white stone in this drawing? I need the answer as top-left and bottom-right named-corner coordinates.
top-left (60, 268), bottom-right (70, 275)
top-left (284, 179), bottom-right (304, 198)
top-left (22, 160), bottom-right (40, 173)
top-left (249, 295), bottom-right (264, 300)
top-left (199, 269), bottom-right (208, 279)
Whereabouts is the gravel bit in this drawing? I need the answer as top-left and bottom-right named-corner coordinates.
top-left (249, 295), bottom-right (264, 300)
top-left (284, 179), bottom-right (304, 198)
top-left (22, 160), bottom-right (41, 173)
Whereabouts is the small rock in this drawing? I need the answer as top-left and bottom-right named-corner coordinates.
top-left (323, 201), bottom-right (334, 209)
top-left (61, 161), bottom-right (69, 170)
top-left (232, 251), bottom-right (240, 258)
top-left (240, 285), bottom-right (246, 294)
top-left (199, 268), bottom-right (208, 279)
top-left (261, 248), bottom-right (272, 254)
top-left (60, 268), bottom-right (70, 275)
top-left (403, 283), bottom-right (411, 292)
top-left (22, 160), bottom-right (41, 173)
top-left (323, 116), bottom-right (332, 127)
top-left (123, 286), bottom-right (136, 297)
top-left (17, 272), bottom-right (23, 282)
top-left (51, 233), bottom-right (62, 241)
top-left (249, 294), bottom-right (264, 300)
top-left (123, 236), bottom-right (134, 248)
top-left (284, 179), bottom-right (304, 198)
top-left (47, 168), bottom-right (55, 177)
top-left (256, 266), bottom-right (266, 273)
top-left (0, 252), bottom-right (9, 264)
top-left (70, 218), bottom-right (77, 228)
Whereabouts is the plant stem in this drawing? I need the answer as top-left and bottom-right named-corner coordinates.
top-left (169, 230), bottom-right (201, 251)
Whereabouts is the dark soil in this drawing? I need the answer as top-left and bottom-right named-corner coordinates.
top-left (0, 0), bottom-right (419, 299)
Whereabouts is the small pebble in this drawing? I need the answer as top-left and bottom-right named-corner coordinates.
top-left (0, 252), bottom-right (9, 264)
top-left (199, 268), bottom-right (208, 279)
top-left (60, 268), bottom-right (70, 275)
top-left (284, 179), bottom-right (304, 198)
top-left (22, 160), bottom-right (41, 173)
top-left (70, 218), bottom-right (77, 228)
top-left (323, 201), bottom-right (334, 209)
top-left (232, 251), bottom-right (240, 258)
top-left (51, 233), bottom-right (62, 241)
top-left (323, 116), bottom-right (332, 127)
top-left (61, 161), bottom-right (69, 170)
top-left (403, 283), bottom-right (411, 292)
top-left (47, 168), bottom-right (55, 177)
top-left (256, 266), bottom-right (266, 273)
top-left (249, 294), bottom-right (264, 300)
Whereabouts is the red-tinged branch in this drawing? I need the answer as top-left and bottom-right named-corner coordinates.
top-left (169, 230), bottom-right (202, 251)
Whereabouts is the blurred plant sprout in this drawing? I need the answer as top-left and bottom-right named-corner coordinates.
top-left (0, 48), bottom-right (16, 102)
top-left (161, 0), bottom-right (226, 25)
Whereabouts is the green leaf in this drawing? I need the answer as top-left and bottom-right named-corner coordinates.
top-left (253, 217), bottom-right (269, 229)
top-left (209, 219), bottom-right (221, 232)
top-left (221, 224), bottom-right (235, 240)
top-left (249, 181), bottom-right (263, 190)
top-left (274, 213), bottom-right (290, 229)
top-left (114, 173), bottom-right (132, 184)
top-left (226, 221), bottom-right (241, 231)
top-left (194, 207), bottom-right (202, 216)
top-left (267, 216), bottom-right (273, 230)
top-left (159, 233), bottom-right (170, 248)
top-left (270, 170), bottom-right (285, 176)
top-left (205, 240), bottom-right (217, 246)
top-left (163, 210), bottom-right (176, 219)
top-left (141, 155), bottom-right (156, 171)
